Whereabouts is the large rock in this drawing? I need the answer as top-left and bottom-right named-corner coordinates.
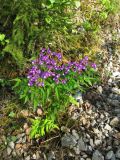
top-left (105, 151), bottom-right (115, 160)
top-left (116, 149), bottom-right (120, 159)
top-left (61, 133), bottom-right (77, 148)
top-left (92, 150), bottom-right (104, 160)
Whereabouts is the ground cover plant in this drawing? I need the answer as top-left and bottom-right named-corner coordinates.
top-left (13, 48), bottom-right (99, 138)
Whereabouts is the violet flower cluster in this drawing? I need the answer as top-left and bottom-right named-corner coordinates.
top-left (27, 48), bottom-right (96, 87)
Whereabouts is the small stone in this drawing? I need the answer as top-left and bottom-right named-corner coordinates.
top-left (106, 146), bottom-right (112, 151)
top-left (104, 124), bottom-right (112, 132)
top-left (22, 144), bottom-right (27, 150)
top-left (32, 153), bottom-right (37, 159)
top-left (17, 133), bottom-right (25, 139)
top-left (111, 100), bottom-right (120, 107)
top-left (22, 136), bottom-right (27, 143)
top-left (91, 120), bottom-right (96, 127)
top-left (92, 150), bottom-right (104, 160)
top-left (108, 79), bottom-right (112, 83)
top-left (71, 112), bottom-right (80, 120)
top-left (94, 139), bottom-right (102, 146)
top-left (15, 143), bottom-right (22, 150)
top-left (16, 148), bottom-right (21, 156)
top-left (83, 154), bottom-right (87, 158)
top-left (12, 150), bottom-right (17, 157)
top-left (80, 158), bottom-right (85, 160)
top-left (112, 87), bottom-right (120, 94)
top-left (61, 126), bottom-right (70, 133)
top-left (48, 151), bottom-right (55, 160)
top-left (112, 71), bottom-right (120, 77)
top-left (26, 128), bottom-right (31, 135)
top-left (100, 114), bottom-right (104, 119)
top-left (106, 151), bottom-right (115, 159)
top-left (86, 134), bottom-right (90, 139)
top-left (82, 117), bottom-right (87, 125)
top-left (16, 137), bottom-right (23, 143)
top-left (21, 110), bottom-right (29, 117)
top-left (36, 151), bottom-right (40, 159)
top-left (113, 139), bottom-right (120, 146)
top-left (97, 86), bottom-right (103, 94)
top-left (68, 151), bottom-right (75, 157)
top-left (25, 155), bottom-right (31, 160)
top-left (9, 141), bottom-right (15, 149)
top-left (88, 145), bottom-right (93, 151)
top-left (7, 147), bottom-right (12, 155)
top-left (37, 108), bottom-right (43, 116)
top-left (93, 128), bottom-right (100, 134)
top-left (86, 158), bottom-right (91, 160)
top-left (23, 123), bottom-right (29, 130)
top-left (110, 117), bottom-right (119, 127)
top-left (116, 149), bottom-right (120, 158)
top-left (93, 128), bottom-right (102, 138)
top-left (74, 146), bottom-right (80, 154)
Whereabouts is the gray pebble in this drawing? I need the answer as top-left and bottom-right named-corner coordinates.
top-left (116, 149), bottom-right (120, 159)
top-left (105, 151), bottom-right (115, 159)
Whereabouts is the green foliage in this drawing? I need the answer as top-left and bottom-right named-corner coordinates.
top-left (30, 118), bottom-right (59, 138)
top-left (0, 0), bottom-right (119, 69)
top-left (0, 33), bottom-right (9, 46)
top-left (0, 0), bottom-right (80, 66)
top-left (3, 44), bottom-right (25, 68)
top-left (0, 34), bottom-right (9, 75)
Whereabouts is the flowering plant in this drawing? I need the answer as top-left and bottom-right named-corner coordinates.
top-left (14, 48), bottom-right (99, 138)
top-left (27, 48), bottom-right (97, 88)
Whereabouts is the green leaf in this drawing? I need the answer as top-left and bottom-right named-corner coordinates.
top-left (34, 99), bottom-right (38, 108)
top-left (8, 111), bottom-right (15, 118)
top-left (24, 96), bottom-right (29, 103)
top-left (45, 16), bottom-right (52, 24)
top-left (49, 0), bottom-right (55, 4)
top-left (75, 1), bottom-right (80, 8)
top-left (69, 95), bottom-right (79, 107)
top-left (47, 87), bottom-right (51, 99)
top-left (0, 34), bottom-right (5, 41)
top-left (5, 39), bottom-right (9, 43)
top-left (84, 76), bottom-right (92, 86)
top-left (55, 87), bottom-right (59, 100)
top-left (100, 12), bottom-right (108, 19)
top-left (11, 136), bottom-right (17, 142)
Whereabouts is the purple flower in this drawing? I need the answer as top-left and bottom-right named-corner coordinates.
top-left (28, 82), bottom-right (33, 86)
top-left (41, 72), bottom-right (51, 79)
top-left (47, 48), bottom-right (51, 54)
top-left (61, 79), bottom-right (67, 84)
top-left (41, 48), bottom-right (46, 53)
top-left (91, 63), bottom-right (97, 69)
top-left (84, 56), bottom-right (88, 61)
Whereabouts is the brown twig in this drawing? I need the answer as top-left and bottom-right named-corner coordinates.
top-left (41, 135), bottom-right (60, 144)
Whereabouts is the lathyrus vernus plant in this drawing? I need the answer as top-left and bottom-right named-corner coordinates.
top-left (13, 48), bottom-right (99, 138)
